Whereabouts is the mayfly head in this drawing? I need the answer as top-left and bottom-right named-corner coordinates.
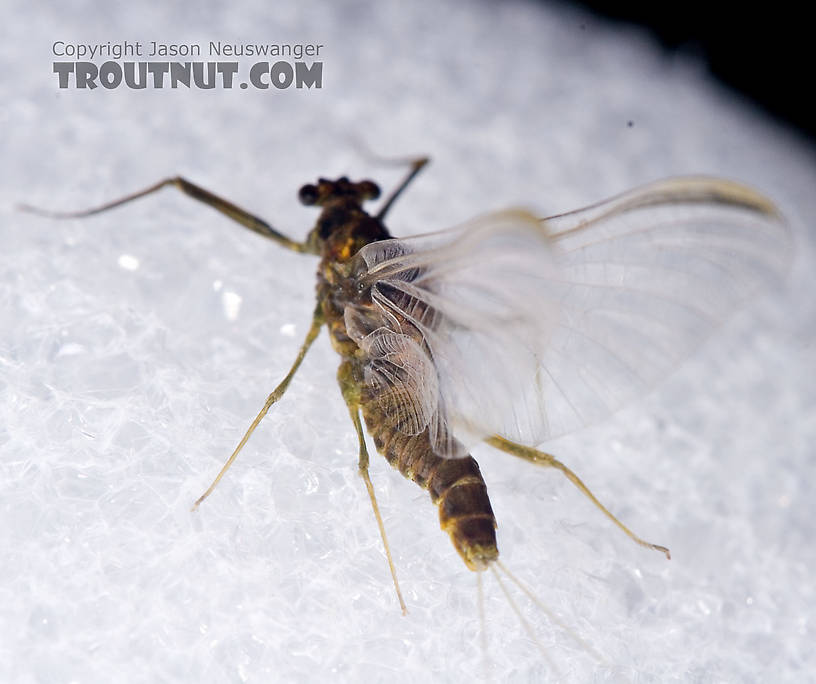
top-left (300, 176), bottom-right (389, 258)
top-left (298, 176), bottom-right (381, 210)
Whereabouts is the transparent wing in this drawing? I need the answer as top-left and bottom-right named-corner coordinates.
top-left (346, 210), bottom-right (561, 457)
top-left (347, 177), bottom-right (791, 455)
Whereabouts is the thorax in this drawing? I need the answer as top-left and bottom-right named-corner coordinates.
top-left (313, 202), bottom-right (390, 360)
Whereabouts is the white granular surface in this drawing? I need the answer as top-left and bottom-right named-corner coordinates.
top-left (1, 1), bottom-right (814, 682)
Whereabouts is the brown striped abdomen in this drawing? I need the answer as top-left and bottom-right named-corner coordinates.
top-left (361, 401), bottom-right (499, 571)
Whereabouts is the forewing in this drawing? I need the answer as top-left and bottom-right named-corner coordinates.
top-left (536, 177), bottom-right (789, 437)
top-left (350, 176), bottom-right (790, 454)
top-left (351, 210), bottom-right (563, 455)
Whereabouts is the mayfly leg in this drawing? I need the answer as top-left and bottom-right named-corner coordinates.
top-left (191, 306), bottom-right (324, 510)
top-left (485, 435), bottom-right (671, 559)
top-left (21, 177), bottom-right (325, 504)
top-left (19, 176), bottom-right (310, 253)
top-left (337, 362), bottom-right (407, 615)
top-left (348, 141), bottom-right (429, 222)
top-left (347, 139), bottom-right (429, 222)
top-left (375, 156), bottom-right (429, 221)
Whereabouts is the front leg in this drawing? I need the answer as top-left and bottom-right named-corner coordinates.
top-left (20, 176), bottom-right (311, 254)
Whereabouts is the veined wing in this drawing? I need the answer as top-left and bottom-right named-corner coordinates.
top-left (347, 177), bottom-right (791, 455)
top-left (346, 209), bottom-right (561, 457)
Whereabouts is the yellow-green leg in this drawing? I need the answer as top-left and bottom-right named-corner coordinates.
top-left (486, 435), bottom-right (670, 559)
top-left (20, 176), bottom-right (311, 253)
top-left (191, 306), bottom-right (324, 510)
top-left (338, 362), bottom-right (407, 614)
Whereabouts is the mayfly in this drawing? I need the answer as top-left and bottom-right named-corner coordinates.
top-left (22, 159), bottom-right (789, 616)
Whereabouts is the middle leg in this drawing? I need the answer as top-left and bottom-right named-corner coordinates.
top-left (191, 304), bottom-right (324, 510)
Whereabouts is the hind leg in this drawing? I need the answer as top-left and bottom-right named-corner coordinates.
top-left (486, 435), bottom-right (670, 559)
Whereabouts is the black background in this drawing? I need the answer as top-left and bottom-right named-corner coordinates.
top-left (563, 1), bottom-right (813, 141)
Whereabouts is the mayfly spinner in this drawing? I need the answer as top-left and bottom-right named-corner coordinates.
top-left (22, 159), bottom-right (789, 615)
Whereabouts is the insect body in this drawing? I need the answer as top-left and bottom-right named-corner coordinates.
top-left (23, 160), bottom-right (789, 615)
top-left (306, 174), bottom-right (499, 575)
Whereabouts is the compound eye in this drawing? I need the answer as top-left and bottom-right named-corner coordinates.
top-left (358, 181), bottom-right (380, 201)
top-left (298, 183), bottom-right (319, 206)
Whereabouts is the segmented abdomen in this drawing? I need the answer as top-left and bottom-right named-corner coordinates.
top-left (361, 400), bottom-right (499, 571)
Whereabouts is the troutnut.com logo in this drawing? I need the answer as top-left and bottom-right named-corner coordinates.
top-left (52, 41), bottom-right (324, 90)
